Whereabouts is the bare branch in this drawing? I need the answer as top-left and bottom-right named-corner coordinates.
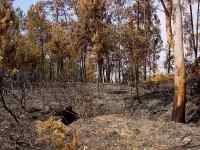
top-left (159, 0), bottom-right (170, 17)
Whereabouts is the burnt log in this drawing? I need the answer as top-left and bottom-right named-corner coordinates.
top-left (55, 106), bottom-right (79, 125)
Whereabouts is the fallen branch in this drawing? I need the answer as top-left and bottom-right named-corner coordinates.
top-left (0, 88), bottom-right (19, 123)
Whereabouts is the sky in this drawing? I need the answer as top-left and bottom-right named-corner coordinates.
top-left (13, 0), bottom-right (38, 12)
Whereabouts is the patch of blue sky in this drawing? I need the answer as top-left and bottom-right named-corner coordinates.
top-left (13, 0), bottom-right (38, 13)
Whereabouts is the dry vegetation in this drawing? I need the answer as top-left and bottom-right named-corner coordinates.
top-left (144, 74), bottom-right (174, 84)
top-left (0, 82), bottom-right (200, 150)
top-left (1, 0), bottom-right (200, 149)
top-left (35, 117), bottom-right (79, 150)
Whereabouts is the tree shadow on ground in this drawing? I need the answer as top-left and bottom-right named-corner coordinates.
top-left (187, 96), bottom-right (200, 124)
top-left (124, 87), bottom-right (174, 118)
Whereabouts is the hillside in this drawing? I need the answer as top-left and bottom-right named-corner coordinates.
top-left (0, 82), bottom-right (200, 150)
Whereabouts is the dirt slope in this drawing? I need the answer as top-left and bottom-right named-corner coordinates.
top-left (70, 114), bottom-right (200, 150)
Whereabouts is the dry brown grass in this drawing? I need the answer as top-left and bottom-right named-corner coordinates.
top-left (35, 117), bottom-right (79, 150)
top-left (144, 74), bottom-right (174, 84)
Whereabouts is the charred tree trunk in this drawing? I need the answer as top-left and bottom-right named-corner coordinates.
top-left (40, 37), bottom-right (45, 81)
top-left (57, 58), bottom-right (64, 80)
top-left (98, 57), bottom-right (103, 83)
top-left (49, 60), bottom-right (53, 81)
top-left (106, 55), bottom-right (111, 82)
top-left (80, 49), bottom-right (85, 82)
top-left (135, 62), bottom-right (140, 102)
top-left (83, 52), bottom-right (86, 81)
top-left (189, 0), bottom-right (197, 59)
top-left (167, 45), bottom-right (171, 74)
top-left (196, 0), bottom-right (200, 59)
top-left (118, 58), bottom-right (121, 83)
top-left (153, 43), bottom-right (157, 75)
top-left (172, 0), bottom-right (186, 123)
top-left (143, 58), bottom-right (147, 80)
top-left (0, 73), bottom-right (19, 123)
top-left (166, 12), bottom-right (173, 74)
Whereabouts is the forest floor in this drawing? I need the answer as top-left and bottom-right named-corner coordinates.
top-left (1, 82), bottom-right (200, 150)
